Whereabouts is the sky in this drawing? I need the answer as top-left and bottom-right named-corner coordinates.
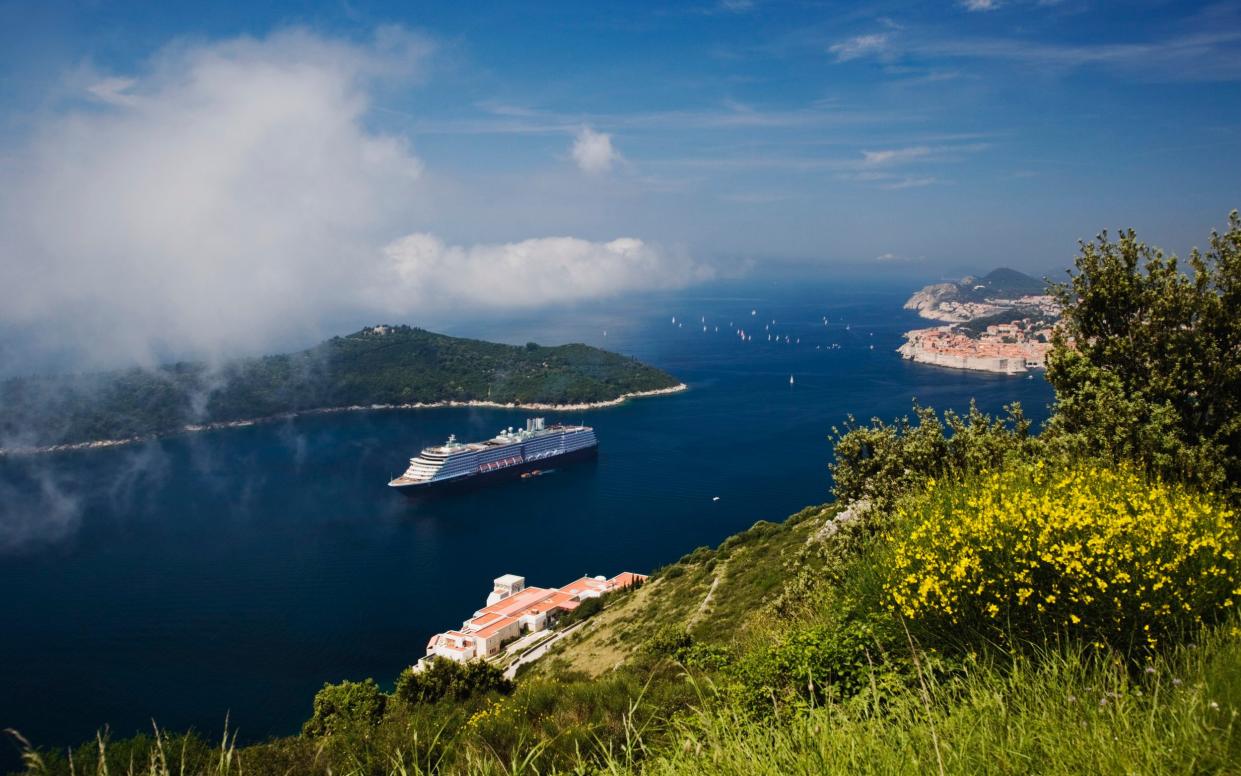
top-left (0, 0), bottom-right (1238, 370)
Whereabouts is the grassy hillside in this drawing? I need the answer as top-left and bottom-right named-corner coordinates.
top-left (0, 326), bottom-right (681, 447)
top-left (10, 495), bottom-right (1240, 775)
top-left (530, 505), bottom-right (834, 679)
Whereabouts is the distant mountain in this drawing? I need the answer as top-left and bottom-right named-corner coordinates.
top-left (0, 326), bottom-right (682, 449)
top-left (904, 268), bottom-right (1055, 323)
top-left (958, 268), bottom-right (1048, 301)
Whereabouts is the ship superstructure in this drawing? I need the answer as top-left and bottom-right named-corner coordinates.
top-left (388, 418), bottom-right (597, 493)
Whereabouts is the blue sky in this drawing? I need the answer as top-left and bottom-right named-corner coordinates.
top-left (0, 1), bottom-right (1238, 366)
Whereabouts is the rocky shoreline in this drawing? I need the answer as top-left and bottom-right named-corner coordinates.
top-left (0, 383), bottom-right (688, 457)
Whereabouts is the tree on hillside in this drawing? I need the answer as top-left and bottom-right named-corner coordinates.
top-left (1045, 210), bottom-right (1241, 498)
top-left (829, 402), bottom-right (1036, 507)
top-left (393, 658), bottom-right (513, 706)
top-left (302, 678), bottom-right (387, 737)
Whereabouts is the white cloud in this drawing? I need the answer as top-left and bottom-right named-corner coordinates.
top-left (85, 76), bottom-right (139, 107)
top-left (0, 29), bottom-right (697, 372)
top-left (860, 146), bottom-right (932, 166)
top-left (0, 28), bottom-right (429, 368)
top-left (879, 176), bottom-right (938, 189)
top-left (570, 126), bottom-right (620, 174)
top-left (380, 234), bottom-right (709, 310)
top-left (828, 34), bottom-right (890, 62)
top-left (874, 252), bottom-right (924, 262)
top-left (960, 0), bottom-right (1000, 11)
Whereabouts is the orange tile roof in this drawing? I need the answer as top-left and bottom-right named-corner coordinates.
top-left (559, 576), bottom-right (607, 596)
top-left (607, 572), bottom-right (646, 589)
top-left (428, 571), bottom-right (649, 655)
top-left (473, 616), bottom-right (521, 638)
top-left (477, 586), bottom-right (558, 617)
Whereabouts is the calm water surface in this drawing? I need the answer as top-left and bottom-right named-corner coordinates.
top-left (0, 280), bottom-right (1054, 763)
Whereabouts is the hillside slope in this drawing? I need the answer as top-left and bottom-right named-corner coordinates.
top-left (961, 267), bottom-right (1047, 300)
top-left (530, 504), bottom-right (837, 679)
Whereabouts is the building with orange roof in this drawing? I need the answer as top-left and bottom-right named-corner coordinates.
top-left (419, 571), bottom-right (646, 667)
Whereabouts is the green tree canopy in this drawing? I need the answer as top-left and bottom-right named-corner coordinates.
top-left (1045, 210), bottom-right (1241, 497)
top-left (829, 401), bottom-right (1035, 506)
top-left (393, 658), bottom-right (513, 706)
top-left (301, 678), bottom-right (387, 738)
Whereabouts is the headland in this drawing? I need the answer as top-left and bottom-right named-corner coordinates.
top-left (898, 268), bottom-right (1060, 375)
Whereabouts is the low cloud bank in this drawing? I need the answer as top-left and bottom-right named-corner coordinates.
top-left (0, 27), bottom-right (705, 375)
top-left (380, 234), bottom-right (706, 309)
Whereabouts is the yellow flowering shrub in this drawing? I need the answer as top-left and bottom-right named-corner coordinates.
top-left (886, 463), bottom-right (1240, 649)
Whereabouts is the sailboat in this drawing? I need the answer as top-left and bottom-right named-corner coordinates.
top-left (789, 375), bottom-right (795, 385)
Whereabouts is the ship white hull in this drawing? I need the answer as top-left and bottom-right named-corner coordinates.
top-left (388, 444), bottom-right (597, 495)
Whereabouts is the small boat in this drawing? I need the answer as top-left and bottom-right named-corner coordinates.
top-left (521, 468), bottom-right (555, 479)
top-left (751, 309), bottom-right (757, 316)
top-left (789, 374), bottom-right (795, 385)
top-left (712, 496), bottom-right (720, 502)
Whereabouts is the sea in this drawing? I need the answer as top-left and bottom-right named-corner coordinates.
top-left (0, 278), bottom-right (1054, 767)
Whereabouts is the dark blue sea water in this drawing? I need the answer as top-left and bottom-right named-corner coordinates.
top-left (0, 279), bottom-right (1054, 766)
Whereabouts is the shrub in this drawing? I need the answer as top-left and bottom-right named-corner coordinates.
top-left (659, 564), bottom-right (686, 579)
top-left (830, 401), bottom-right (1036, 507)
top-left (886, 463), bottom-right (1240, 652)
top-left (558, 594), bottom-right (605, 626)
top-left (730, 616), bottom-right (900, 714)
top-left (393, 657), bottom-right (513, 706)
top-left (644, 624), bottom-right (694, 659)
top-left (302, 678), bottom-right (386, 737)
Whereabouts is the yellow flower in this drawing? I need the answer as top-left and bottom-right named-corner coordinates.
top-left (883, 463), bottom-right (1239, 648)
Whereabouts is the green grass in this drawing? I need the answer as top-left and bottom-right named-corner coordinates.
top-left (10, 484), bottom-right (1238, 776)
top-left (528, 504), bottom-right (833, 678)
top-left (631, 621), bottom-right (1241, 776)
top-left (12, 620), bottom-right (1241, 775)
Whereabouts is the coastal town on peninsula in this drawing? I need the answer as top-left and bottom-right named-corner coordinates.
top-left (898, 268), bottom-right (1061, 375)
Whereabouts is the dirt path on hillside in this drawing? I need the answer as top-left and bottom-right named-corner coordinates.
top-left (689, 559), bottom-right (727, 627)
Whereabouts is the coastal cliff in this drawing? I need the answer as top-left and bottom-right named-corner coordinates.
top-left (902, 281), bottom-right (965, 321)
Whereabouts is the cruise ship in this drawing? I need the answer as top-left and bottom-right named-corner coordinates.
top-left (388, 418), bottom-right (598, 494)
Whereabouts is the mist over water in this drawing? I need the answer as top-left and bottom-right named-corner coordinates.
top-left (0, 279), bottom-right (1053, 766)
